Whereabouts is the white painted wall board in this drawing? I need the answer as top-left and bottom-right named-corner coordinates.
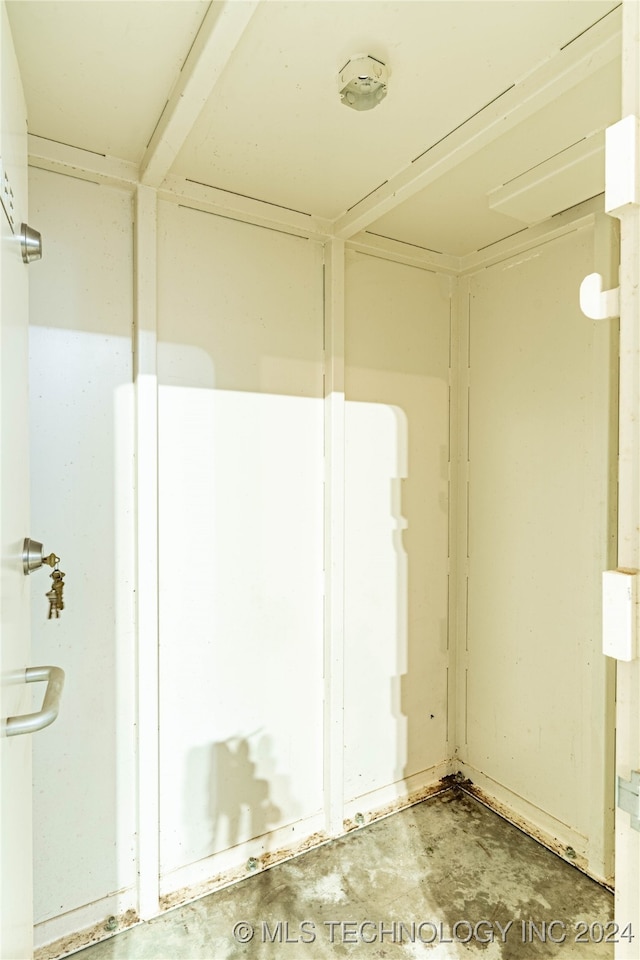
top-left (156, 202), bottom-right (325, 877)
top-left (28, 168), bottom-right (136, 924)
top-left (464, 226), bottom-right (616, 867)
top-left (344, 253), bottom-right (451, 802)
top-left (323, 239), bottom-right (346, 837)
top-left (133, 184), bottom-right (160, 920)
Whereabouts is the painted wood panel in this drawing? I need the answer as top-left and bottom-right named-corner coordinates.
top-left (344, 252), bottom-right (452, 806)
top-left (463, 225), bottom-right (617, 878)
top-left (156, 203), bottom-right (325, 890)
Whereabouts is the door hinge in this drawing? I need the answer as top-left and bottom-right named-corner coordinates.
top-left (617, 771), bottom-right (640, 831)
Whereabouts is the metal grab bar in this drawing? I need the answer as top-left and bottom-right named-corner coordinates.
top-left (3, 666), bottom-right (65, 737)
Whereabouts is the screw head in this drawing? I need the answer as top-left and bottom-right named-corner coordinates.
top-left (247, 857), bottom-right (259, 871)
top-left (355, 812), bottom-right (365, 826)
top-left (104, 916), bottom-right (117, 932)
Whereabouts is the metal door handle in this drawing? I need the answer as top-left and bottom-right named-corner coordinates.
top-left (3, 666), bottom-right (65, 737)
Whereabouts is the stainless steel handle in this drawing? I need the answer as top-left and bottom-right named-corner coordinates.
top-left (20, 223), bottom-right (43, 263)
top-left (3, 666), bottom-right (65, 737)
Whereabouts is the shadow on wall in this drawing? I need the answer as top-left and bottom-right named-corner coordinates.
top-left (209, 737), bottom-right (281, 850)
top-left (184, 737), bottom-right (285, 859)
top-left (183, 737), bottom-right (289, 863)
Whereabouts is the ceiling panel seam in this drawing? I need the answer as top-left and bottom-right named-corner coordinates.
top-left (28, 134), bottom-right (139, 188)
top-left (175, 203), bottom-right (311, 241)
top-left (185, 178), bottom-right (313, 218)
top-left (410, 85), bottom-right (515, 167)
top-left (560, 2), bottom-right (622, 51)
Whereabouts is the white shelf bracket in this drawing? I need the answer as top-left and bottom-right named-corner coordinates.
top-left (603, 570), bottom-right (638, 661)
top-left (579, 272), bottom-right (620, 321)
top-left (605, 116), bottom-right (640, 217)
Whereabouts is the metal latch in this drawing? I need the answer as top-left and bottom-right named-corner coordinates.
top-left (618, 771), bottom-right (640, 831)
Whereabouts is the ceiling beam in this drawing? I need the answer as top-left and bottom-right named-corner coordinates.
top-left (140, 0), bottom-right (260, 188)
top-left (332, 11), bottom-right (621, 240)
top-left (347, 231), bottom-right (460, 275)
top-left (159, 175), bottom-right (334, 240)
top-left (28, 134), bottom-right (139, 188)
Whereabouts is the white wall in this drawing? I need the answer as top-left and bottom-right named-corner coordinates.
top-left (28, 168), bottom-right (136, 933)
top-left (156, 202), bottom-right (326, 894)
top-left (25, 168), bottom-right (616, 950)
top-left (344, 252), bottom-right (453, 808)
top-left (458, 222), bottom-right (617, 881)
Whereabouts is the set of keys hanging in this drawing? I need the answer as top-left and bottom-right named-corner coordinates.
top-left (22, 538), bottom-right (66, 619)
top-left (42, 552), bottom-right (65, 619)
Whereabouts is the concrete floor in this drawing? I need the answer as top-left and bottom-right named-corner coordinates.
top-left (72, 789), bottom-right (614, 960)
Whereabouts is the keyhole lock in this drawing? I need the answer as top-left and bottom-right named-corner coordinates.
top-left (23, 538), bottom-right (55, 574)
top-left (22, 538), bottom-right (66, 619)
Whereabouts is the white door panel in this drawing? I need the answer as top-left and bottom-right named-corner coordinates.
top-left (1, 4), bottom-right (34, 957)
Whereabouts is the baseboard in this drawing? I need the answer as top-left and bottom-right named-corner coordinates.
top-left (159, 761), bottom-right (455, 912)
top-left (456, 762), bottom-right (613, 890)
top-left (34, 888), bottom-right (138, 960)
top-left (36, 758), bottom-right (608, 960)
top-left (158, 809), bottom-right (328, 911)
top-left (343, 759), bottom-right (455, 830)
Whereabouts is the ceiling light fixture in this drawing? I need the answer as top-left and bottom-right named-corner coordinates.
top-left (339, 55), bottom-right (389, 112)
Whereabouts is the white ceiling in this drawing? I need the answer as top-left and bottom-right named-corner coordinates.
top-left (7, 1), bottom-right (209, 162)
top-left (369, 56), bottom-right (621, 256)
top-left (7, 0), bottom-right (622, 256)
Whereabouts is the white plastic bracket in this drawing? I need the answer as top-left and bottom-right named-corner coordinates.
top-left (603, 569), bottom-right (638, 661)
top-left (579, 273), bottom-right (620, 321)
top-left (605, 116), bottom-right (640, 216)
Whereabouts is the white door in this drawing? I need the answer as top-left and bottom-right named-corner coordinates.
top-left (1, 6), bottom-right (35, 958)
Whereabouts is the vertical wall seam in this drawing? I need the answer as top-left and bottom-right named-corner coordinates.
top-left (454, 276), bottom-right (471, 761)
top-left (134, 184), bottom-right (160, 920)
top-left (447, 282), bottom-right (456, 751)
top-left (323, 238), bottom-right (346, 837)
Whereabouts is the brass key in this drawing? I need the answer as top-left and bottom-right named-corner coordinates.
top-left (45, 565), bottom-right (65, 619)
top-left (51, 568), bottom-right (65, 613)
top-left (45, 585), bottom-right (59, 619)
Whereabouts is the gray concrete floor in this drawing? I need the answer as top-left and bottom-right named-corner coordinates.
top-left (72, 789), bottom-right (614, 960)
